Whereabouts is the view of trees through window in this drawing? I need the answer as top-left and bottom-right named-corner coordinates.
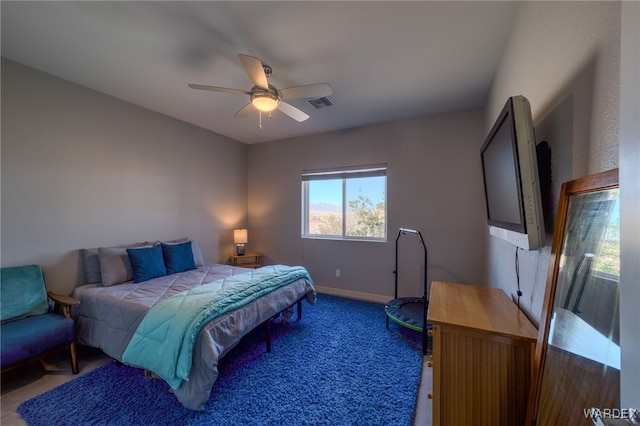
top-left (592, 193), bottom-right (620, 277)
top-left (304, 174), bottom-right (386, 239)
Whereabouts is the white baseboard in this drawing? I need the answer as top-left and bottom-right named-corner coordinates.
top-left (314, 285), bottom-right (392, 304)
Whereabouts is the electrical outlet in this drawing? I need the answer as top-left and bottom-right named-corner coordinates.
top-left (335, 269), bottom-right (341, 278)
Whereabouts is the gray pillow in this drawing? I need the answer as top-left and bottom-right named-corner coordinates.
top-left (190, 240), bottom-right (205, 267)
top-left (98, 247), bottom-right (133, 287)
top-left (81, 248), bottom-right (102, 284)
top-left (81, 241), bottom-right (151, 286)
top-left (97, 242), bottom-right (151, 286)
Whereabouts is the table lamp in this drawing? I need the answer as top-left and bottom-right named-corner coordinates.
top-left (234, 228), bottom-right (248, 255)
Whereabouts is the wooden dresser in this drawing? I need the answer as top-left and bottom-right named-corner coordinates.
top-left (427, 281), bottom-right (538, 426)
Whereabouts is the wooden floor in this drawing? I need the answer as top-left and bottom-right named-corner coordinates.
top-left (1, 350), bottom-right (433, 426)
top-left (415, 356), bottom-right (434, 425)
top-left (1, 348), bottom-right (111, 426)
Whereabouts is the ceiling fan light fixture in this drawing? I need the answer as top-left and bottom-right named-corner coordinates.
top-left (189, 54), bottom-right (326, 123)
top-left (251, 92), bottom-right (279, 112)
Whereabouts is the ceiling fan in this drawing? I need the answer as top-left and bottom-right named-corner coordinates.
top-left (188, 54), bottom-right (332, 125)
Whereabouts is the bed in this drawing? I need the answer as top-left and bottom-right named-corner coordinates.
top-left (72, 239), bottom-right (316, 411)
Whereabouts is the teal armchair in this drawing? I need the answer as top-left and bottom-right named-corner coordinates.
top-left (1, 265), bottom-right (79, 374)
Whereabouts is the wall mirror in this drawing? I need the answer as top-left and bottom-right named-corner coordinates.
top-left (527, 168), bottom-right (620, 425)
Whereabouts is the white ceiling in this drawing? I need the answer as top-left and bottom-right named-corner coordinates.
top-left (1, 1), bottom-right (517, 144)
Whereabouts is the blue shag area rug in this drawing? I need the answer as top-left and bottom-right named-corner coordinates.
top-left (18, 295), bottom-right (423, 426)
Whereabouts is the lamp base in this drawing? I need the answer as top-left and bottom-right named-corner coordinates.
top-left (236, 245), bottom-right (246, 256)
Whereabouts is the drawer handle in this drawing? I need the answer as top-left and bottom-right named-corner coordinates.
top-left (427, 329), bottom-right (433, 337)
top-left (427, 361), bottom-right (433, 368)
top-left (427, 393), bottom-right (433, 399)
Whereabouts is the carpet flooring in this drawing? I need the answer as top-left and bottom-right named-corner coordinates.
top-left (18, 295), bottom-right (423, 426)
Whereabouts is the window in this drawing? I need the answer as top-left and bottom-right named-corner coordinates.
top-left (302, 164), bottom-right (387, 241)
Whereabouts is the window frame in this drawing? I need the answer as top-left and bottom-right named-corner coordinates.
top-left (301, 164), bottom-right (387, 242)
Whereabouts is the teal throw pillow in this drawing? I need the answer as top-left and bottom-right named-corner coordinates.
top-left (127, 245), bottom-right (167, 283)
top-left (162, 242), bottom-right (196, 275)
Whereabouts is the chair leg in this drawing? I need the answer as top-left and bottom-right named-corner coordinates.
top-left (70, 341), bottom-right (79, 374)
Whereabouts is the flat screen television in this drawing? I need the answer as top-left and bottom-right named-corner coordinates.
top-left (480, 95), bottom-right (545, 250)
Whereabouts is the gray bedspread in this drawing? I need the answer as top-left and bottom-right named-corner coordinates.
top-left (72, 263), bottom-right (316, 410)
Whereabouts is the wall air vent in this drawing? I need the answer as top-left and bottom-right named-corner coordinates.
top-left (307, 96), bottom-right (334, 109)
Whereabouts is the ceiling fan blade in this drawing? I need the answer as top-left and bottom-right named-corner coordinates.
top-left (233, 103), bottom-right (255, 118)
top-left (188, 84), bottom-right (251, 96)
top-left (238, 54), bottom-right (269, 90)
top-left (277, 101), bottom-right (309, 122)
top-left (279, 83), bottom-right (333, 100)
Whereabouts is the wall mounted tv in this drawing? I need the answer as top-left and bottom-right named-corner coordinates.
top-left (480, 95), bottom-right (545, 250)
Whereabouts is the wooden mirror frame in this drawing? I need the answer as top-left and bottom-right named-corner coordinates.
top-left (526, 168), bottom-right (620, 425)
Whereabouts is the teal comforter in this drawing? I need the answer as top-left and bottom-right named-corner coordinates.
top-left (121, 265), bottom-right (313, 389)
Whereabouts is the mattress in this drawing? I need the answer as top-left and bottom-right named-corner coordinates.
top-left (72, 263), bottom-right (316, 410)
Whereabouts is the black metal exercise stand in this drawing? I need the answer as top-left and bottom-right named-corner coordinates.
top-left (385, 227), bottom-right (429, 355)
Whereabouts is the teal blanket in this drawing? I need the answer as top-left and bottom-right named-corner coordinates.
top-left (121, 265), bottom-right (313, 389)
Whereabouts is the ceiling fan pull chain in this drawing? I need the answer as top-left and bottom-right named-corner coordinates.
top-left (258, 111), bottom-right (263, 129)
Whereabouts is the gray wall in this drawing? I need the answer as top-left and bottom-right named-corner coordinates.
top-left (486, 0), bottom-right (640, 410)
top-left (248, 109), bottom-right (486, 302)
top-left (485, 1), bottom-right (621, 325)
top-left (1, 59), bottom-right (248, 295)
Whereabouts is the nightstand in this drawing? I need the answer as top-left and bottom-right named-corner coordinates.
top-left (229, 252), bottom-right (263, 269)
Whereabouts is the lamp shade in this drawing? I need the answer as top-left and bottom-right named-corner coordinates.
top-left (234, 228), bottom-right (248, 245)
top-left (252, 95), bottom-right (278, 112)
